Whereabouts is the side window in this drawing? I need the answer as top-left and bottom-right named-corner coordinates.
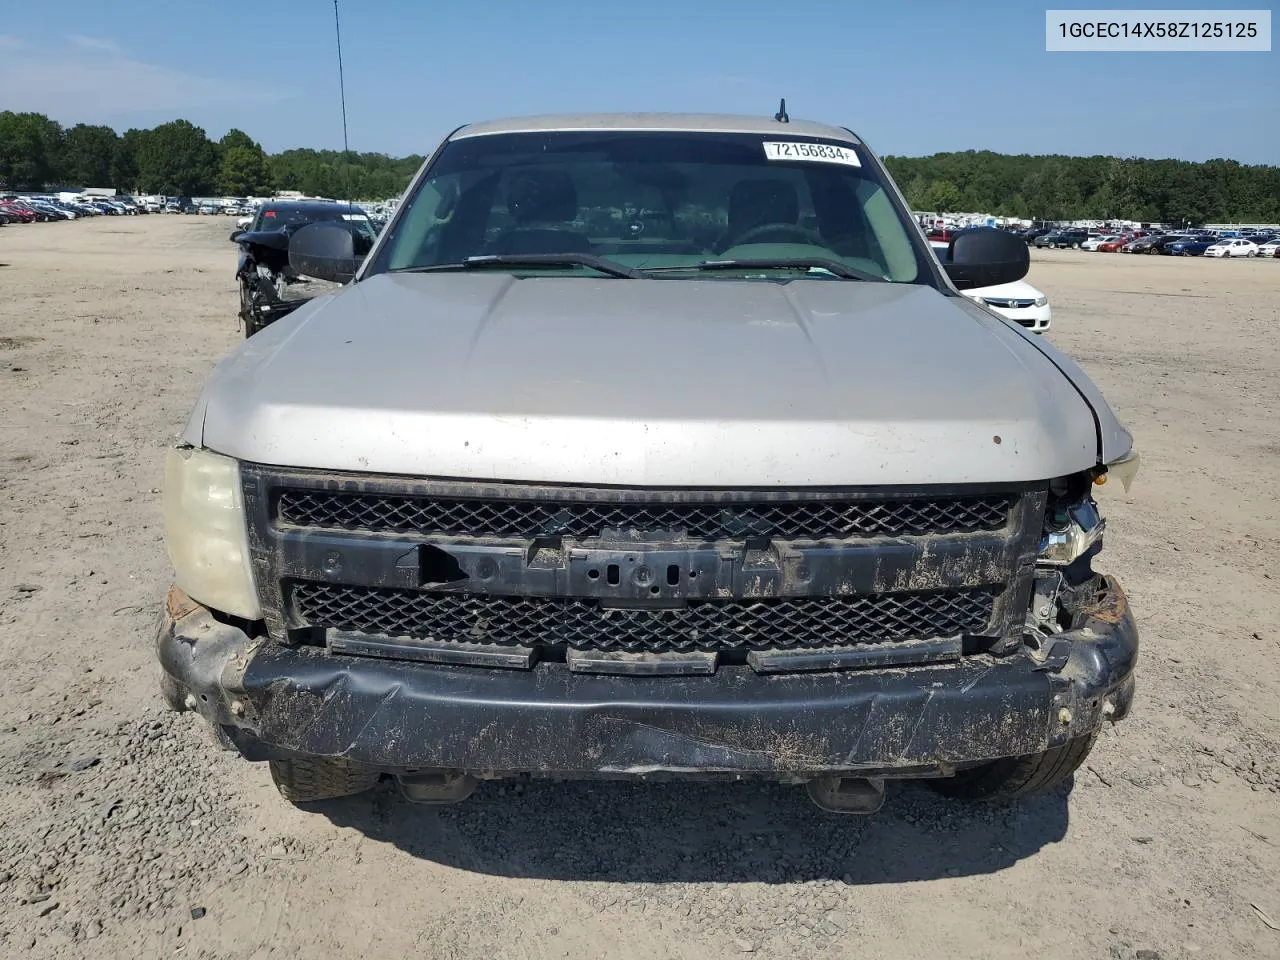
top-left (858, 180), bottom-right (918, 282)
top-left (384, 176), bottom-right (457, 270)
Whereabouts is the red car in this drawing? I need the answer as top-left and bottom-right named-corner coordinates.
top-left (1098, 239), bottom-right (1127, 252)
top-left (0, 201), bottom-right (37, 223)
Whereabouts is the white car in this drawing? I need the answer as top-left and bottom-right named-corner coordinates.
top-left (1081, 235), bottom-right (1120, 251)
top-left (1255, 239), bottom-right (1280, 258)
top-left (1204, 238), bottom-right (1260, 258)
top-left (964, 279), bottom-right (1052, 333)
top-left (928, 239), bottom-right (1051, 333)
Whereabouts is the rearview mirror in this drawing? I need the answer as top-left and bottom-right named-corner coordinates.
top-left (288, 222), bottom-right (363, 284)
top-left (943, 228), bottom-right (1029, 289)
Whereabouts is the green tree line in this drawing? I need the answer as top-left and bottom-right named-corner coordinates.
top-left (883, 150), bottom-right (1280, 224)
top-left (0, 111), bottom-right (423, 200)
top-left (2, 110), bottom-right (1276, 222)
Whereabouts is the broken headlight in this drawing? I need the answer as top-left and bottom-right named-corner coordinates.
top-left (1039, 497), bottom-right (1105, 565)
top-left (163, 446), bottom-right (261, 620)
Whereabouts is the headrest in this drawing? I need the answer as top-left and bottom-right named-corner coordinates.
top-left (506, 170), bottom-right (578, 223)
top-left (728, 179), bottom-right (800, 232)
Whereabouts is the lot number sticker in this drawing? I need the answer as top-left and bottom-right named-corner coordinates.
top-left (763, 141), bottom-right (861, 167)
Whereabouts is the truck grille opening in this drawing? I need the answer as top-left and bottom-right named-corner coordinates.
top-left (290, 582), bottom-right (998, 654)
top-left (276, 490), bottom-right (1014, 541)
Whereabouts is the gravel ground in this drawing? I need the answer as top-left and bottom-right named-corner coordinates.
top-left (1, 216), bottom-right (1277, 960)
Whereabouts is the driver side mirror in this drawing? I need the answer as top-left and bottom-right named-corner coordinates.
top-left (288, 221), bottom-right (366, 284)
top-left (943, 228), bottom-right (1029, 289)
top-left (229, 230), bottom-right (244, 242)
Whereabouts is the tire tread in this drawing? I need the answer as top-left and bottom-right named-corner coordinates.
top-left (269, 758), bottom-right (378, 804)
top-left (932, 734), bottom-right (1098, 801)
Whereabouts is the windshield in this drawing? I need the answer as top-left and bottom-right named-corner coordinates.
top-left (255, 205), bottom-right (376, 240)
top-left (367, 131), bottom-right (929, 283)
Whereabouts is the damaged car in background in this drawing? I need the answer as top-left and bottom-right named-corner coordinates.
top-left (158, 111), bottom-right (1139, 814)
top-left (229, 200), bottom-right (377, 336)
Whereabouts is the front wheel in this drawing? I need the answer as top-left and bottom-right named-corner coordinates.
top-left (238, 279), bottom-right (260, 338)
top-left (930, 733), bottom-right (1097, 801)
top-left (269, 758), bottom-right (380, 804)
top-left (1071, 242), bottom-right (1080, 249)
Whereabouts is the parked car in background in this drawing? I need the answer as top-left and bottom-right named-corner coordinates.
top-left (46, 200), bottom-right (82, 219)
top-left (1121, 235), bottom-right (1164, 254)
top-left (0, 200), bottom-right (37, 222)
top-left (1256, 238), bottom-right (1280, 258)
top-left (1168, 236), bottom-right (1219, 256)
top-left (1020, 227), bottom-right (1053, 244)
top-left (1204, 238), bottom-right (1259, 258)
top-left (1097, 238), bottom-right (1127, 252)
top-left (1081, 235), bottom-right (1119, 251)
top-left (232, 200), bottom-right (377, 337)
top-left (931, 233), bottom-right (1053, 333)
top-left (1033, 231), bottom-right (1061, 248)
top-left (29, 200), bottom-right (69, 221)
top-left (1051, 230), bottom-right (1090, 249)
top-left (965, 279), bottom-right (1052, 332)
top-left (1150, 234), bottom-right (1194, 254)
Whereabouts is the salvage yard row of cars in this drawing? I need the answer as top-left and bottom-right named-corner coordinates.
top-left (0, 194), bottom-right (149, 222)
top-left (1021, 225), bottom-right (1280, 257)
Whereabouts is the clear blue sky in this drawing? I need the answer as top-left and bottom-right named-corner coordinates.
top-left (0, 0), bottom-right (1275, 162)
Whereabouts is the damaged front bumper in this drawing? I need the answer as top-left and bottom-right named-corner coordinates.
top-left (156, 575), bottom-right (1137, 779)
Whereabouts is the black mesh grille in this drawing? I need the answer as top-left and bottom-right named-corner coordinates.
top-left (277, 490), bottom-right (1013, 541)
top-left (292, 582), bottom-right (997, 653)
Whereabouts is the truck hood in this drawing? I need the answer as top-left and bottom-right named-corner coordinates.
top-left (188, 273), bottom-right (1113, 486)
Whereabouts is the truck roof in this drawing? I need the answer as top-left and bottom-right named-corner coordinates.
top-left (451, 112), bottom-right (863, 143)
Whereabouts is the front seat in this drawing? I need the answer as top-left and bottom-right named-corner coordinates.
top-left (715, 178), bottom-right (801, 252)
top-left (488, 170), bottom-right (592, 255)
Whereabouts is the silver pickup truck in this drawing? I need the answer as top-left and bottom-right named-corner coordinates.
top-left (157, 112), bottom-right (1139, 813)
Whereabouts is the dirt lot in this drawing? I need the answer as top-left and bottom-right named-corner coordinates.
top-left (1, 215), bottom-right (1277, 960)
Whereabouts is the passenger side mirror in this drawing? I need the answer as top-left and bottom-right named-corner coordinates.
top-left (943, 228), bottom-right (1030, 289)
top-left (229, 230), bottom-right (244, 242)
top-left (288, 221), bottom-right (363, 284)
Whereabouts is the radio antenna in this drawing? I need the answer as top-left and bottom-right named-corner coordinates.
top-left (333, 0), bottom-right (352, 203)
top-left (774, 98), bottom-right (789, 123)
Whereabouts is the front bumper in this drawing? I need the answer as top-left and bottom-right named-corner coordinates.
top-left (987, 303), bottom-right (1052, 333)
top-left (157, 575), bottom-right (1137, 779)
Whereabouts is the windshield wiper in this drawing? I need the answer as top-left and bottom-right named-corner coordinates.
top-left (397, 253), bottom-right (647, 279)
top-left (646, 258), bottom-right (883, 281)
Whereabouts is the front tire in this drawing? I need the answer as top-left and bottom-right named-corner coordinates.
top-left (269, 758), bottom-right (379, 804)
top-left (238, 279), bottom-right (261, 337)
top-left (930, 733), bottom-right (1097, 801)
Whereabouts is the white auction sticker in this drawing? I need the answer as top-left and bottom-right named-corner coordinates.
top-left (762, 141), bottom-right (861, 167)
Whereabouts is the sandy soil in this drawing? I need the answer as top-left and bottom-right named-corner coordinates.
top-left (1, 215), bottom-right (1278, 960)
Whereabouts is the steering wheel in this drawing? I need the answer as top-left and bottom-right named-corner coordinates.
top-left (720, 222), bottom-right (825, 251)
